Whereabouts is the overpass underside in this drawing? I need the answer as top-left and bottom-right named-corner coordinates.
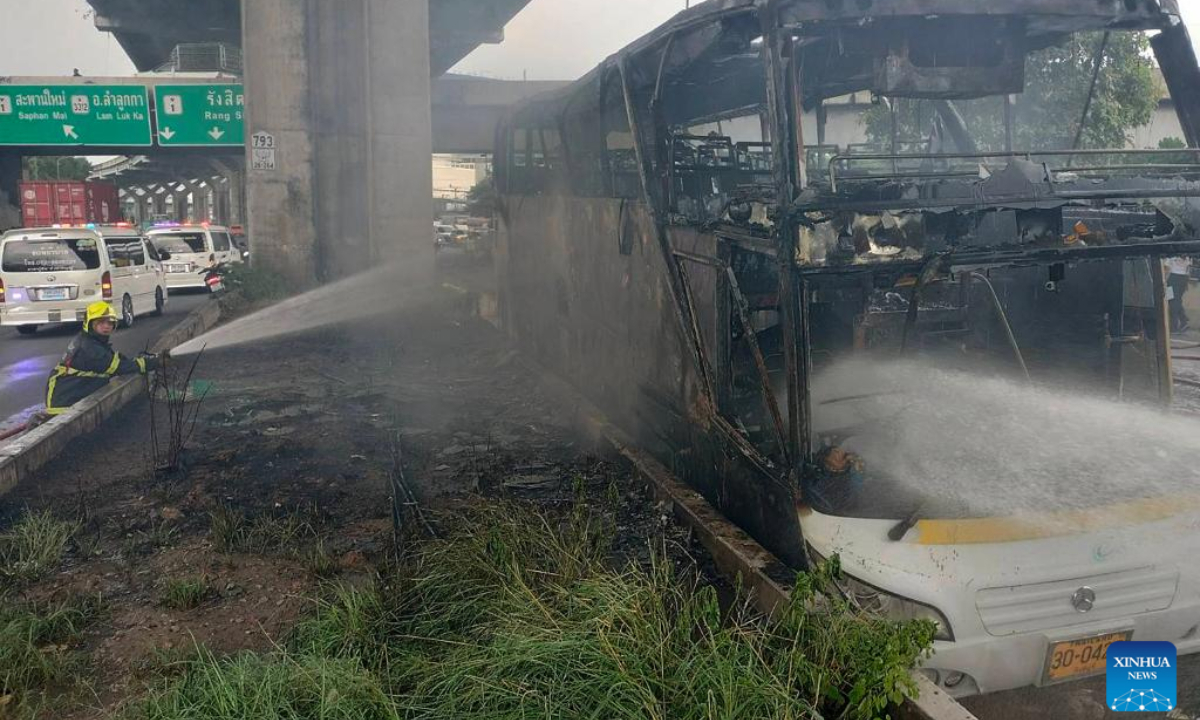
top-left (77, 0), bottom-right (532, 285)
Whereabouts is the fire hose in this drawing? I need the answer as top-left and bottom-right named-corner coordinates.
top-left (0, 423), bottom-right (29, 442)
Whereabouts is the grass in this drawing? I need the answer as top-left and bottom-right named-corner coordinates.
top-left (0, 595), bottom-right (104, 716)
top-left (137, 499), bottom-right (934, 720)
top-left (160, 576), bottom-right (214, 611)
top-left (131, 644), bottom-right (212, 682)
top-left (210, 506), bottom-right (339, 579)
top-left (0, 510), bottom-right (80, 584)
top-left (132, 648), bottom-right (398, 720)
top-left (124, 520), bottom-right (181, 558)
top-left (209, 506), bottom-right (318, 556)
top-left (298, 540), bottom-right (338, 578)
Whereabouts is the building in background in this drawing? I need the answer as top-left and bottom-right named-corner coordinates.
top-left (433, 154), bottom-right (491, 200)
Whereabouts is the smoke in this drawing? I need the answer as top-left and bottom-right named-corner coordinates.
top-left (811, 358), bottom-right (1200, 520)
top-left (170, 262), bottom-right (439, 357)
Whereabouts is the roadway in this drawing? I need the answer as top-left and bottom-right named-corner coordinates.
top-left (0, 292), bottom-right (209, 425)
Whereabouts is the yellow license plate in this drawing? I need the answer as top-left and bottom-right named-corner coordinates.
top-left (1044, 631), bottom-right (1133, 683)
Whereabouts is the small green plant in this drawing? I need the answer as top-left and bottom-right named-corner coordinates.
top-left (160, 576), bottom-right (214, 611)
top-left (207, 506), bottom-right (247, 554)
top-left (0, 510), bottom-right (80, 584)
top-left (298, 540), bottom-right (337, 578)
top-left (0, 595), bottom-right (104, 714)
top-left (127, 521), bottom-right (180, 557)
top-left (218, 264), bottom-right (290, 318)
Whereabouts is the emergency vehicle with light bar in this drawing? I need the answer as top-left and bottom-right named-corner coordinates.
top-left (145, 223), bottom-right (242, 291)
top-left (0, 224), bottom-right (168, 335)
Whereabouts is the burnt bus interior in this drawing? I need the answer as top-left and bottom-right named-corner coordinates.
top-left (497, 0), bottom-right (1200, 561)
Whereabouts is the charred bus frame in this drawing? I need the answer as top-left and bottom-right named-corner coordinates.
top-left (495, 0), bottom-right (1200, 569)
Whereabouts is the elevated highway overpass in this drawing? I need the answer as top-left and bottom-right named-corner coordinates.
top-left (57, 0), bottom-right (540, 284)
top-left (0, 73), bottom-right (561, 233)
top-left (1, 73), bottom-right (563, 157)
top-left (86, 0), bottom-right (532, 78)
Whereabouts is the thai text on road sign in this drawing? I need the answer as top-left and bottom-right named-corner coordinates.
top-left (0, 85), bottom-right (152, 146)
top-left (154, 84), bottom-right (244, 146)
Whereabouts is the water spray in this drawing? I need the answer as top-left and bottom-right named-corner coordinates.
top-left (811, 358), bottom-right (1200, 520)
top-left (170, 262), bottom-right (440, 357)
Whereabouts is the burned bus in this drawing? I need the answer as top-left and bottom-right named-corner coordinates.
top-left (495, 0), bottom-right (1200, 698)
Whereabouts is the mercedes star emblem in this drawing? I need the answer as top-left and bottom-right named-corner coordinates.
top-left (1071, 586), bottom-right (1096, 613)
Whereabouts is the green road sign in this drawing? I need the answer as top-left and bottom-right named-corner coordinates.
top-left (0, 85), bottom-right (153, 146)
top-left (154, 85), bottom-right (244, 146)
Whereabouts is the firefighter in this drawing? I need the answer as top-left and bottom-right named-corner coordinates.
top-left (44, 301), bottom-right (160, 415)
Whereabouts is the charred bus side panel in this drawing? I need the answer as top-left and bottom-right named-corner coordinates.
top-left (495, 186), bottom-right (807, 566)
top-left (495, 39), bottom-right (808, 564)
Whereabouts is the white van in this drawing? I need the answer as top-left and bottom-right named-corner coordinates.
top-left (145, 224), bottom-right (242, 291)
top-left (0, 225), bottom-right (168, 335)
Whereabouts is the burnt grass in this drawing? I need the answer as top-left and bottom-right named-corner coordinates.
top-left (0, 269), bottom-right (723, 717)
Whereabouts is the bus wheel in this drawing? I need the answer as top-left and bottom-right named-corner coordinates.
top-left (16, 325), bottom-right (37, 336)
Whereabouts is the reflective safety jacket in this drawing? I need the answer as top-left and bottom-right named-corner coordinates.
top-left (45, 331), bottom-right (157, 415)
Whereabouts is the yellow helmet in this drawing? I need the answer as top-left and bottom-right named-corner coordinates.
top-left (84, 301), bottom-right (119, 331)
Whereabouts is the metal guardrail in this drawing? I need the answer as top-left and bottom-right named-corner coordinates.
top-left (154, 43), bottom-right (243, 75)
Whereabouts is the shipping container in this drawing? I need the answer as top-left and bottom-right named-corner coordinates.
top-left (18, 181), bottom-right (122, 227)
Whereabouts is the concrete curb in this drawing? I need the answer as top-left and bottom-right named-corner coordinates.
top-left (516, 354), bottom-right (977, 720)
top-left (0, 299), bottom-right (223, 498)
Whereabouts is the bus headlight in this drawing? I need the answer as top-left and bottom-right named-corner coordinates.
top-left (809, 546), bottom-right (954, 641)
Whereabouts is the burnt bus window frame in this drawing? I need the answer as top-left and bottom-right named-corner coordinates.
top-left (499, 9), bottom-right (772, 207)
top-left (502, 68), bottom-right (646, 200)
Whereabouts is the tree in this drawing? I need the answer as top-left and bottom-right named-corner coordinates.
top-left (465, 174), bottom-right (495, 216)
top-left (21, 157), bottom-right (93, 181)
top-left (1155, 136), bottom-right (1192, 165)
top-left (863, 32), bottom-right (1160, 152)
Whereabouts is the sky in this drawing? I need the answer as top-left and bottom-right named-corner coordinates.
top-left (451, 0), bottom-right (687, 80)
top-left (0, 0), bottom-right (1198, 82)
top-left (0, 0), bottom-right (135, 77)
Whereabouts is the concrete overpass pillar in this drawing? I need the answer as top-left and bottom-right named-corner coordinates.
top-left (242, 0), bottom-right (318, 285)
top-left (0, 150), bottom-right (21, 231)
top-left (243, 0), bottom-right (433, 286)
top-left (193, 182), bottom-right (211, 223)
top-left (133, 190), bottom-right (150, 226)
top-left (150, 188), bottom-right (168, 218)
top-left (172, 188), bottom-right (189, 222)
top-left (228, 170), bottom-right (245, 226)
top-left (361, 0), bottom-right (434, 272)
top-left (211, 177), bottom-right (229, 225)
